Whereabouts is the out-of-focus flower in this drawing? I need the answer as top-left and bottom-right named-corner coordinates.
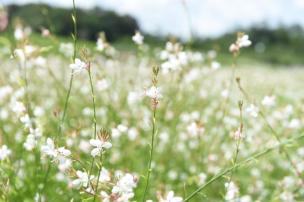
top-left (0, 145), bottom-right (11, 160)
top-left (72, 170), bottom-right (94, 188)
top-left (41, 138), bottom-right (57, 157)
top-left (145, 86), bottom-right (162, 100)
top-left (225, 181), bottom-right (239, 201)
top-left (229, 33), bottom-right (251, 54)
top-left (132, 31), bottom-right (144, 45)
top-left (14, 49), bottom-right (26, 67)
top-left (69, 58), bottom-right (87, 73)
top-left (41, 28), bottom-right (50, 37)
top-left (0, 7), bottom-right (8, 31)
top-left (233, 127), bottom-right (244, 140)
top-left (262, 95), bottom-right (276, 107)
top-left (211, 61), bottom-right (221, 70)
top-left (59, 43), bottom-right (74, 57)
top-left (14, 26), bottom-right (31, 40)
top-left (112, 173), bottom-right (137, 201)
top-left (158, 191), bottom-right (183, 202)
top-left (237, 35), bottom-right (252, 48)
top-left (99, 167), bottom-right (111, 183)
top-left (246, 104), bottom-right (259, 118)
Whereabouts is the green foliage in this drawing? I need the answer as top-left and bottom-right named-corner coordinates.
top-left (7, 3), bottom-right (139, 41)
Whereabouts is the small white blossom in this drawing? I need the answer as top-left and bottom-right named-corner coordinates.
top-left (112, 173), bottom-right (137, 201)
top-left (262, 95), bottom-right (276, 107)
top-left (41, 138), bottom-right (57, 157)
top-left (159, 191), bottom-right (183, 202)
top-left (69, 58), bottom-right (87, 73)
top-left (72, 170), bottom-right (94, 188)
top-left (59, 43), bottom-right (74, 57)
top-left (89, 139), bottom-right (112, 157)
top-left (132, 31), bottom-right (144, 45)
top-left (246, 104), bottom-right (259, 118)
top-left (99, 167), bottom-right (111, 183)
top-left (237, 35), bottom-right (252, 48)
top-left (145, 86), bottom-right (162, 100)
top-left (0, 145), bottom-right (11, 160)
top-left (225, 181), bottom-right (239, 201)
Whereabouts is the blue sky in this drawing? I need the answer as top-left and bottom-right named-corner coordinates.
top-left (2, 0), bottom-right (304, 38)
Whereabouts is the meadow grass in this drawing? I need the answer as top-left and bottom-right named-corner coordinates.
top-left (0, 3), bottom-right (304, 202)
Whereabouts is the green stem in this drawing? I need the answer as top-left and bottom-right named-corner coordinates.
top-left (93, 154), bottom-right (103, 202)
top-left (142, 107), bottom-right (157, 202)
top-left (183, 133), bottom-right (304, 202)
top-left (87, 66), bottom-right (98, 188)
top-left (40, 0), bottom-right (78, 197)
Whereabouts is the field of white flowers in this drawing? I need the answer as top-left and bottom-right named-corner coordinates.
top-left (1, 3), bottom-right (304, 202)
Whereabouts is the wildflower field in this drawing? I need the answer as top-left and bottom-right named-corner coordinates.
top-left (0, 2), bottom-right (304, 202)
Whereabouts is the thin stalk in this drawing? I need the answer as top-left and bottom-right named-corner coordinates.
top-left (93, 154), bottom-right (103, 202)
top-left (226, 101), bottom-right (243, 186)
top-left (207, 55), bottom-right (237, 152)
top-left (87, 65), bottom-right (98, 187)
top-left (40, 0), bottom-right (78, 197)
top-left (142, 108), bottom-right (157, 202)
top-left (183, 133), bottom-right (304, 202)
top-left (55, 0), bottom-right (77, 141)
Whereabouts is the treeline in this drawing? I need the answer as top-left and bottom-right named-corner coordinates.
top-left (7, 3), bottom-right (139, 41)
top-left (191, 25), bottom-right (304, 64)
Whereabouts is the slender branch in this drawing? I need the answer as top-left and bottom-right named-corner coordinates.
top-left (86, 64), bottom-right (98, 187)
top-left (93, 154), bottom-right (103, 202)
top-left (142, 107), bottom-right (157, 201)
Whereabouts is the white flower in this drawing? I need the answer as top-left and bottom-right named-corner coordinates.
top-left (160, 191), bottom-right (183, 202)
top-left (24, 134), bottom-right (37, 151)
top-left (57, 147), bottom-right (71, 157)
top-left (14, 49), bottom-right (26, 67)
top-left (262, 95), bottom-right (276, 107)
top-left (11, 101), bottom-right (26, 116)
top-left (41, 138), bottom-right (71, 158)
top-left (69, 58), bottom-right (87, 73)
top-left (100, 191), bottom-right (111, 202)
top-left (14, 27), bottom-right (25, 40)
top-left (72, 170), bottom-right (94, 188)
top-left (198, 173), bottom-right (207, 185)
top-left (187, 122), bottom-right (204, 138)
top-left (225, 181), bottom-right (239, 201)
top-left (237, 34), bottom-right (252, 48)
top-left (0, 145), bottom-right (11, 160)
top-left (112, 173), bottom-right (137, 199)
top-left (59, 43), bottom-right (74, 57)
top-left (229, 33), bottom-right (251, 53)
top-left (29, 127), bottom-right (42, 138)
top-left (58, 156), bottom-right (72, 172)
top-left (0, 85), bottom-right (13, 100)
top-left (246, 104), bottom-right (259, 118)
top-left (288, 118), bottom-right (301, 129)
top-left (145, 86), bottom-right (162, 100)
top-left (132, 31), bottom-right (144, 45)
top-left (41, 138), bottom-right (57, 157)
top-left (221, 89), bottom-right (229, 98)
top-left (211, 61), bottom-right (221, 70)
top-left (96, 38), bottom-right (107, 52)
top-left (20, 114), bottom-right (32, 128)
top-left (99, 167), bottom-right (111, 183)
top-left (233, 127), bottom-right (244, 140)
top-left (89, 139), bottom-right (112, 157)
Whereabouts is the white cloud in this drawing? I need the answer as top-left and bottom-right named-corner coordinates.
top-left (2, 0), bottom-right (304, 38)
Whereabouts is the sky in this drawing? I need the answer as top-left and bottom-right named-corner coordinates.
top-left (2, 0), bottom-right (304, 39)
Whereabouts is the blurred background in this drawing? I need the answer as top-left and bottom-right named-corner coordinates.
top-left (1, 0), bottom-right (304, 65)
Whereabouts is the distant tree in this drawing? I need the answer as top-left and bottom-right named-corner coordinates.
top-left (7, 3), bottom-right (139, 41)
